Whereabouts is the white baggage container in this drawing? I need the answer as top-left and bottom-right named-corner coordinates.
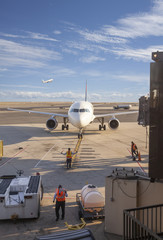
top-left (81, 184), bottom-right (104, 211)
top-left (0, 175), bottom-right (43, 220)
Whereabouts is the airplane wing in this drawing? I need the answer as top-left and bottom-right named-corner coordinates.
top-left (94, 111), bottom-right (138, 118)
top-left (7, 108), bottom-right (68, 118)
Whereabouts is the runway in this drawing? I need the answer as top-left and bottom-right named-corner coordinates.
top-left (0, 102), bottom-right (148, 240)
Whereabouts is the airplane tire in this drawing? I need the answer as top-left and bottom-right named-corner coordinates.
top-left (104, 125), bottom-right (106, 130)
top-left (62, 125), bottom-right (64, 130)
top-left (99, 125), bottom-right (101, 131)
top-left (78, 133), bottom-right (82, 139)
top-left (66, 125), bottom-right (69, 130)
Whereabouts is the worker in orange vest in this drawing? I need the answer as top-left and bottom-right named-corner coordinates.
top-left (131, 141), bottom-right (138, 160)
top-left (61, 148), bottom-right (77, 169)
top-left (53, 185), bottom-right (68, 221)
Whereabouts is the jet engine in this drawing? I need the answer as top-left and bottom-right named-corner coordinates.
top-left (108, 117), bottom-right (120, 130)
top-left (46, 118), bottom-right (58, 130)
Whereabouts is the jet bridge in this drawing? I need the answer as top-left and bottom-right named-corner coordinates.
top-left (0, 175), bottom-right (43, 220)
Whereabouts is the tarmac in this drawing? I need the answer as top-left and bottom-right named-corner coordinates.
top-left (0, 102), bottom-right (148, 240)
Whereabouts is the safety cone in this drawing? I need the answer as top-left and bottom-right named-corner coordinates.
top-left (138, 152), bottom-right (141, 161)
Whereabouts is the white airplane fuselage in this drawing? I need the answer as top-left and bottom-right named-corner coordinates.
top-left (68, 101), bottom-right (95, 129)
top-left (42, 79), bottom-right (53, 83)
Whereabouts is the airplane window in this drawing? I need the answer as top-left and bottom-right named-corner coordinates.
top-left (74, 109), bottom-right (79, 112)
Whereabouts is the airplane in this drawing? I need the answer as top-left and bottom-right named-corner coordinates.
top-left (113, 104), bottom-right (132, 110)
top-left (8, 85), bottom-right (138, 139)
top-left (42, 78), bottom-right (53, 83)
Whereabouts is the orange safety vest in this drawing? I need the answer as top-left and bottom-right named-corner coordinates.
top-left (133, 144), bottom-right (137, 151)
top-left (56, 188), bottom-right (66, 202)
top-left (66, 151), bottom-right (72, 159)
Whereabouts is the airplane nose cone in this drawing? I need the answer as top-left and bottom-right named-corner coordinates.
top-left (78, 115), bottom-right (87, 128)
top-left (69, 113), bottom-right (90, 128)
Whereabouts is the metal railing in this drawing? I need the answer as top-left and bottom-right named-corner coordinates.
top-left (123, 204), bottom-right (163, 240)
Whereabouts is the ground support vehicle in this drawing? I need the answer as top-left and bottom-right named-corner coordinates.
top-left (76, 193), bottom-right (105, 220)
top-left (0, 175), bottom-right (43, 219)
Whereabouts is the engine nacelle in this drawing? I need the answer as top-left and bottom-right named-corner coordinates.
top-left (46, 118), bottom-right (58, 130)
top-left (108, 117), bottom-right (120, 130)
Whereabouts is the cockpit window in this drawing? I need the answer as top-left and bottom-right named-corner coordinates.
top-left (80, 109), bottom-right (90, 112)
top-left (71, 108), bottom-right (90, 113)
top-left (70, 108), bottom-right (79, 112)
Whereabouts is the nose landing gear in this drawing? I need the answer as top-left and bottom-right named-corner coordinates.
top-left (78, 129), bottom-right (83, 139)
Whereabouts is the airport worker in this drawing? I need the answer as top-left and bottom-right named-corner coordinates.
top-left (53, 185), bottom-right (68, 221)
top-left (131, 142), bottom-right (138, 158)
top-left (61, 148), bottom-right (77, 169)
top-left (131, 141), bottom-right (134, 157)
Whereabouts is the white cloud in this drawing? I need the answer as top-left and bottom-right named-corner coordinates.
top-left (0, 68), bottom-right (8, 72)
top-left (26, 31), bottom-right (59, 42)
top-left (82, 70), bottom-right (102, 77)
top-left (0, 39), bottom-right (62, 68)
top-left (110, 92), bottom-right (133, 98)
top-left (0, 31), bottom-right (59, 42)
top-left (0, 89), bottom-right (141, 102)
top-left (102, 1), bottom-right (163, 39)
top-left (80, 56), bottom-right (106, 63)
top-left (0, 90), bottom-right (83, 101)
top-left (62, 48), bottom-right (78, 55)
top-left (53, 30), bottom-right (61, 35)
top-left (77, 29), bottom-right (127, 44)
top-left (0, 33), bottom-right (23, 38)
top-left (53, 67), bottom-right (76, 76)
top-left (113, 74), bottom-right (149, 83)
top-left (111, 45), bottom-right (163, 62)
top-left (64, 0), bottom-right (163, 63)
top-left (0, 84), bottom-right (44, 89)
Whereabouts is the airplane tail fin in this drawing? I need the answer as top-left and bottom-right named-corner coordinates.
top-left (85, 80), bottom-right (87, 101)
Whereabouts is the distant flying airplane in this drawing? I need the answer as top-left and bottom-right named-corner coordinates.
top-left (113, 104), bottom-right (132, 110)
top-left (8, 84), bottom-right (138, 139)
top-left (42, 78), bottom-right (53, 83)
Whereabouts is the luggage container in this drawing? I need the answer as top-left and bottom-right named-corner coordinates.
top-left (0, 175), bottom-right (43, 220)
top-left (76, 184), bottom-right (105, 219)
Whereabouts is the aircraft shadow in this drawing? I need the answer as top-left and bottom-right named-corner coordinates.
top-left (0, 126), bottom-right (101, 146)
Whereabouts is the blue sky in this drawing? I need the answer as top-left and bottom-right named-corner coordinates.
top-left (0, 0), bottom-right (162, 102)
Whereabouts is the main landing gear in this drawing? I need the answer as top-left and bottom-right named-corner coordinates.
top-left (62, 117), bottom-right (69, 130)
top-left (98, 117), bottom-right (106, 131)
